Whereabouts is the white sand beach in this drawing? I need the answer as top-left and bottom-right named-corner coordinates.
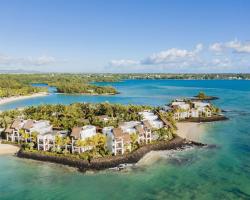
top-left (137, 122), bottom-right (206, 166)
top-left (176, 122), bottom-right (205, 141)
top-left (0, 92), bottom-right (48, 105)
top-left (0, 144), bottom-right (20, 155)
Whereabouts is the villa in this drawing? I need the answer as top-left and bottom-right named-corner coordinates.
top-left (119, 121), bottom-right (141, 134)
top-left (37, 130), bottom-right (68, 151)
top-left (103, 120), bottom-right (153, 155)
top-left (135, 120), bottom-right (152, 144)
top-left (70, 125), bottom-right (97, 153)
top-left (139, 111), bottom-right (164, 129)
top-left (169, 100), bottom-right (212, 120)
top-left (192, 101), bottom-right (212, 117)
top-left (103, 127), bottom-right (131, 155)
top-left (6, 119), bottom-right (52, 142)
top-left (6, 119), bottom-right (25, 142)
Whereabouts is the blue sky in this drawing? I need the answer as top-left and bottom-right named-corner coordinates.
top-left (0, 0), bottom-right (250, 73)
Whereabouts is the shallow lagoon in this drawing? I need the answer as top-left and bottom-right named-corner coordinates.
top-left (0, 79), bottom-right (250, 200)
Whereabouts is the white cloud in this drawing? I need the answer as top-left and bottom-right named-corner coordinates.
top-left (107, 40), bottom-right (250, 72)
top-left (108, 59), bottom-right (139, 67)
top-left (209, 43), bottom-right (223, 52)
top-left (0, 53), bottom-right (57, 66)
top-left (210, 39), bottom-right (250, 53)
top-left (225, 39), bottom-right (250, 53)
top-left (194, 43), bottom-right (203, 53)
top-left (141, 44), bottom-right (201, 65)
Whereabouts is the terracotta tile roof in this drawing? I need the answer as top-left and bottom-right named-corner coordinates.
top-left (135, 125), bottom-right (144, 134)
top-left (123, 133), bottom-right (131, 144)
top-left (23, 119), bottom-right (34, 130)
top-left (5, 125), bottom-right (13, 134)
top-left (113, 128), bottom-right (123, 138)
top-left (143, 120), bottom-right (152, 129)
top-left (70, 127), bottom-right (82, 139)
top-left (10, 119), bottom-right (23, 129)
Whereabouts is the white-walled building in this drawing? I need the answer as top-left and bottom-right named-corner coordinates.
top-left (169, 100), bottom-right (213, 120)
top-left (192, 102), bottom-right (212, 117)
top-left (25, 120), bottom-right (52, 135)
top-left (119, 121), bottom-right (141, 134)
top-left (70, 125), bottom-right (97, 153)
top-left (37, 130), bottom-right (68, 151)
top-left (103, 127), bottom-right (131, 155)
top-left (6, 119), bottom-right (25, 142)
top-left (135, 121), bottom-right (152, 144)
top-left (139, 111), bottom-right (164, 129)
top-left (6, 119), bottom-right (52, 142)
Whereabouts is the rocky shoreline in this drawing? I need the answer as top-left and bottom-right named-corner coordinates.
top-left (180, 115), bottom-right (228, 123)
top-left (17, 136), bottom-right (207, 172)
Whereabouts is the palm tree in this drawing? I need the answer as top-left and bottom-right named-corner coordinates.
top-left (62, 136), bottom-right (71, 152)
top-left (155, 128), bottom-right (174, 141)
top-left (20, 129), bottom-right (29, 143)
top-left (130, 133), bottom-right (139, 150)
top-left (55, 135), bottom-right (64, 151)
top-left (75, 139), bottom-right (85, 153)
top-left (197, 91), bottom-right (206, 99)
top-left (31, 131), bottom-right (38, 143)
top-left (89, 134), bottom-right (107, 157)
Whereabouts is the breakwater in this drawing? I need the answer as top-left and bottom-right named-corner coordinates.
top-left (17, 137), bottom-right (206, 172)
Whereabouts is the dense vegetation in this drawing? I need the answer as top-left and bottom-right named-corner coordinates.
top-left (0, 78), bottom-right (47, 98)
top-left (0, 102), bottom-right (152, 130)
top-left (0, 74), bottom-right (119, 97)
top-left (55, 82), bottom-right (118, 94)
top-left (1, 102), bottom-right (177, 160)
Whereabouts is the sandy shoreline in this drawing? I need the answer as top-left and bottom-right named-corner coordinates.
top-left (176, 122), bottom-right (205, 141)
top-left (136, 122), bottom-right (206, 167)
top-left (0, 144), bottom-right (20, 155)
top-left (0, 92), bottom-right (48, 105)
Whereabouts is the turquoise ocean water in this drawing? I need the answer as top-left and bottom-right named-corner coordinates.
top-left (0, 80), bottom-right (250, 200)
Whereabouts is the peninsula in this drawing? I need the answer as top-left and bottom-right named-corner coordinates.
top-left (0, 94), bottom-right (226, 171)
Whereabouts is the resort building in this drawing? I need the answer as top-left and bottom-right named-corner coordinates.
top-left (139, 111), bottom-right (164, 129)
top-left (119, 121), bottom-right (141, 134)
top-left (23, 120), bottom-right (53, 141)
top-left (103, 127), bottom-right (131, 155)
top-left (135, 120), bottom-right (152, 144)
top-left (70, 125), bottom-right (97, 153)
top-left (191, 101), bottom-right (212, 117)
top-left (37, 130), bottom-right (68, 151)
top-left (169, 100), bottom-right (212, 120)
top-left (5, 119), bottom-right (25, 142)
top-left (5, 119), bottom-right (53, 142)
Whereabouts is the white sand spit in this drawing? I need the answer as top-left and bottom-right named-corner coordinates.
top-left (0, 92), bottom-right (48, 105)
top-left (0, 144), bottom-right (20, 155)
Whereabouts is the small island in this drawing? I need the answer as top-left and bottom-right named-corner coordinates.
top-left (193, 91), bottom-right (219, 101)
top-left (0, 74), bottom-right (119, 105)
top-left (0, 95), bottom-right (226, 171)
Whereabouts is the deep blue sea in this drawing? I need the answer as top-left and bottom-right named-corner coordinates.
top-left (0, 79), bottom-right (250, 200)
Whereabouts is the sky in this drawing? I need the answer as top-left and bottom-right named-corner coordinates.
top-left (0, 0), bottom-right (250, 73)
